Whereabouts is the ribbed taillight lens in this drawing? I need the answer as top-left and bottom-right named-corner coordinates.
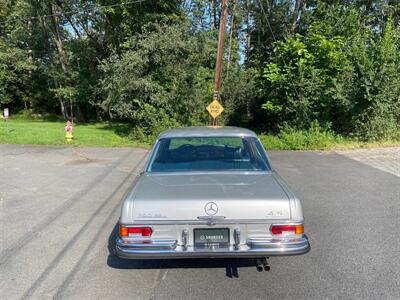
top-left (119, 226), bottom-right (153, 237)
top-left (270, 224), bottom-right (304, 235)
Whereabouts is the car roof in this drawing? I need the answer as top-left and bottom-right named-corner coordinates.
top-left (158, 126), bottom-right (258, 139)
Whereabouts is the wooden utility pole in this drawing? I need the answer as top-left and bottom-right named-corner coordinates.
top-left (211, 0), bottom-right (228, 126)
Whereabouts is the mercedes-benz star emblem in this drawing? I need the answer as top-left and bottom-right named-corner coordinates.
top-left (204, 202), bottom-right (218, 216)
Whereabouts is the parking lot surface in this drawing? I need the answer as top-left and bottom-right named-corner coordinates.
top-left (1, 145), bottom-right (399, 300)
top-left (336, 147), bottom-right (399, 177)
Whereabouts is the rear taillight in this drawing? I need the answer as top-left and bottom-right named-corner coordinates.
top-left (270, 224), bottom-right (304, 235)
top-left (119, 226), bottom-right (153, 237)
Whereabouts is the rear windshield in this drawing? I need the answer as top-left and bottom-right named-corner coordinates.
top-left (148, 136), bottom-right (270, 172)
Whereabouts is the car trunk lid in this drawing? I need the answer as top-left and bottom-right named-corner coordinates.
top-left (129, 173), bottom-right (291, 221)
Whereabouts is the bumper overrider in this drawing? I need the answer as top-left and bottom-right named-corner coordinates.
top-left (115, 235), bottom-right (310, 259)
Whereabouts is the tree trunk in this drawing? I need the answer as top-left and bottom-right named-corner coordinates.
top-left (209, 1), bottom-right (213, 30)
top-left (245, 0), bottom-right (251, 63)
top-left (59, 95), bottom-right (67, 120)
top-left (48, 2), bottom-right (70, 119)
top-left (96, 107), bottom-right (103, 122)
top-left (290, 0), bottom-right (304, 35)
top-left (63, 13), bottom-right (82, 39)
top-left (108, 108), bottom-right (113, 125)
top-left (26, 20), bottom-right (33, 110)
top-left (49, 3), bottom-right (67, 73)
top-left (70, 98), bottom-right (73, 124)
top-left (37, 14), bottom-right (66, 119)
top-left (213, 0), bottom-right (218, 30)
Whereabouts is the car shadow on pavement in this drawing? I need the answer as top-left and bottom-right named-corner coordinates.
top-left (107, 223), bottom-right (255, 278)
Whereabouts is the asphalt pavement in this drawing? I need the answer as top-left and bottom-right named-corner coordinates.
top-left (0, 145), bottom-right (399, 300)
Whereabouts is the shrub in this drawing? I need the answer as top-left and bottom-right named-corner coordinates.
top-left (260, 121), bottom-right (343, 150)
top-left (129, 103), bottom-right (180, 143)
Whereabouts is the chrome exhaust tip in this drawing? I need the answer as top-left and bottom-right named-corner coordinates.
top-left (255, 257), bottom-right (270, 272)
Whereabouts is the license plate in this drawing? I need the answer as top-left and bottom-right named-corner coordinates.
top-left (194, 228), bottom-right (230, 249)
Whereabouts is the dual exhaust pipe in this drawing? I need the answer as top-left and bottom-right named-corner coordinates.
top-left (256, 264), bottom-right (271, 272)
top-left (255, 258), bottom-right (270, 272)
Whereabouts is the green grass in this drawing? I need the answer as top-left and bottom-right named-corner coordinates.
top-left (0, 119), bottom-right (148, 148)
top-left (1, 118), bottom-right (399, 150)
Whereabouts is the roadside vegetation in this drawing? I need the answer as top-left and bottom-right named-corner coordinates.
top-left (259, 125), bottom-right (400, 151)
top-left (1, 115), bottom-right (398, 150)
top-left (1, 1), bottom-right (399, 149)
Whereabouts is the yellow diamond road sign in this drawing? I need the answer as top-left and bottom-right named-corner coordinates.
top-left (206, 99), bottom-right (224, 119)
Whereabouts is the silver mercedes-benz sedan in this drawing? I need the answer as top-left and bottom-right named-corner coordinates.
top-left (116, 126), bottom-right (310, 269)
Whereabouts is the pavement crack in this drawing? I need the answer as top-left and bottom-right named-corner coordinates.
top-left (149, 261), bottom-right (167, 300)
top-left (71, 148), bottom-right (92, 161)
top-left (161, 270), bottom-right (169, 281)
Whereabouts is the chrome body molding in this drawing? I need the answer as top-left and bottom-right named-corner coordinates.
top-left (122, 219), bottom-right (305, 225)
top-left (116, 239), bottom-right (177, 251)
top-left (115, 235), bottom-right (310, 259)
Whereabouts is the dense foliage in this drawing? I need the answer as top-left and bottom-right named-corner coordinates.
top-left (259, 3), bottom-right (400, 140)
top-left (1, 0), bottom-right (399, 141)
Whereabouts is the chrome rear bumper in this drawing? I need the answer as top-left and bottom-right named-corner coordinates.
top-left (115, 235), bottom-right (310, 259)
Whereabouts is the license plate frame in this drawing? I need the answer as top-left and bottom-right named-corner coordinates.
top-left (194, 228), bottom-right (230, 249)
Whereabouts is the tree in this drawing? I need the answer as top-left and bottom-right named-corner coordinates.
top-left (350, 18), bottom-right (400, 140)
top-left (99, 22), bottom-right (216, 139)
top-left (257, 2), bottom-right (400, 139)
top-left (0, 0), bottom-right (36, 109)
top-left (1, 0), bottom-right (399, 141)
top-left (259, 31), bottom-right (353, 132)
